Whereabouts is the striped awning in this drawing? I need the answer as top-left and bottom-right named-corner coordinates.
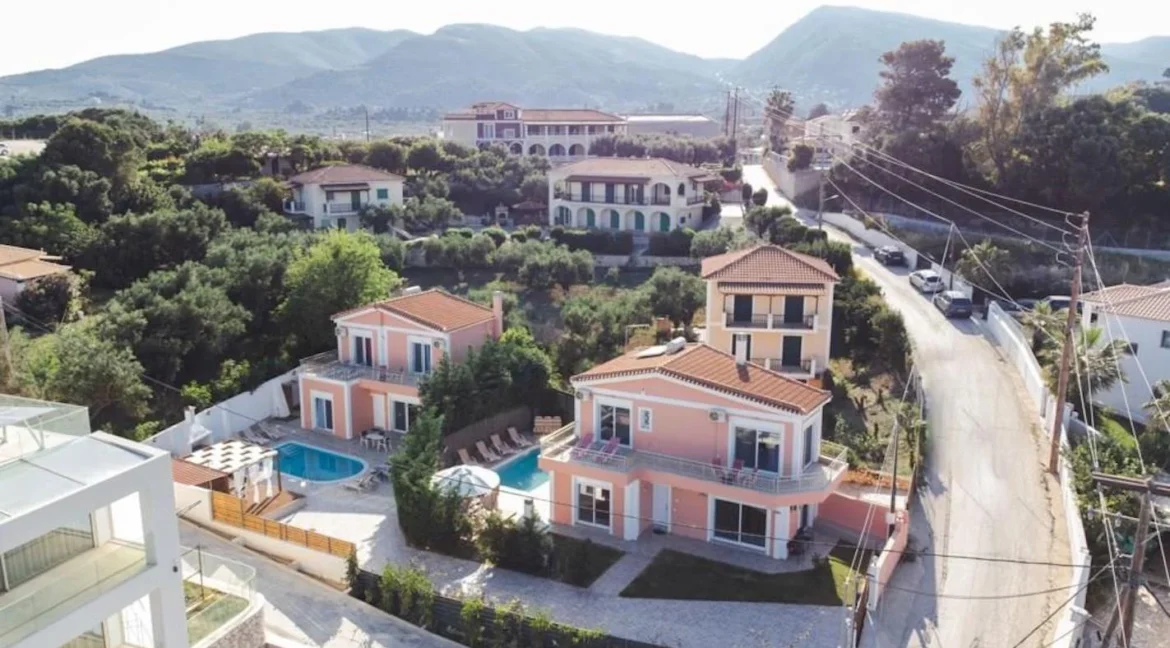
top-left (718, 282), bottom-right (827, 295)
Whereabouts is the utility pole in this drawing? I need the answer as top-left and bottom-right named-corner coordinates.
top-left (731, 87), bottom-right (740, 142)
top-left (364, 106), bottom-right (371, 142)
top-left (1049, 211), bottom-right (1091, 474)
top-left (724, 90), bottom-right (731, 137)
top-left (1093, 473), bottom-right (1170, 648)
top-left (815, 123), bottom-right (827, 230)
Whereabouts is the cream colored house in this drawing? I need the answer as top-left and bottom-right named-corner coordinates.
top-left (701, 244), bottom-right (839, 380)
top-left (283, 164), bottom-right (404, 231)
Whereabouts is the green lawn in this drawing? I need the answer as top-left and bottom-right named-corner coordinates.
top-left (619, 543), bottom-right (873, 605)
top-left (184, 580), bottom-right (249, 644)
top-left (548, 533), bottom-right (626, 587)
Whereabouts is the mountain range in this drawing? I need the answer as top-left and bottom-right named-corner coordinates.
top-left (2, 6), bottom-right (1167, 117)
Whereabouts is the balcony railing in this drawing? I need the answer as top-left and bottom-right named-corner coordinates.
top-left (651, 197), bottom-right (671, 206)
top-left (553, 191), bottom-right (649, 206)
top-left (687, 195), bottom-right (706, 205)
top-left (541, 426), bottom-right (849, 495)
top-left (284, 200), bottom-right (307, 214)
top-left (0, 542), bottom-right (147, 646)
top-left (753, 357), bottom-right (817, 376)
top-left (299, 351), bottom-right (422, 386)
top-left (323, 202), bottom-right (363, 215)
top-left (724, 313), bottom-right (818, 330)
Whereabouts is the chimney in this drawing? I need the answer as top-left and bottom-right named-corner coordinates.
top-left (492, 290), bottom-right (505, 337)
top-left (734, 334), bottom-right (748, 366)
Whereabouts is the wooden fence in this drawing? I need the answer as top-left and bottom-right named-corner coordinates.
top-left (210, 491), bottom-right (355, 558)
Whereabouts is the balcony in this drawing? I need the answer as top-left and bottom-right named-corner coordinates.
top-left (651, 196), bottom-right (671, 206)
top-left (540, 425), bottom-right (848, 496)
top-left (553, 191), bottom-right (649, 206)
top-left (323, 202), bottom-right (365, 215)
top-left (750, 356), bottom-right (818, 377)
top-left (0, 541), bottom-right (147, 647)
top-left (299, 351), bottom-right (422, 386)
top-left (724, 313), bottom-right (818, 331)
top-left (284, 200), bottom-right (307, 214)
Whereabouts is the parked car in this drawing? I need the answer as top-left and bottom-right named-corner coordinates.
top-left (934, 291), bottom-right (973, 318)
top-left (874, 245), bottom-right (906, 266)
top-left (909, 269), bottom-right (944, 293)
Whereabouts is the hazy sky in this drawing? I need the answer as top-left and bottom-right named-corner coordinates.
top-left (1, 1), bottom-right (1166, 77)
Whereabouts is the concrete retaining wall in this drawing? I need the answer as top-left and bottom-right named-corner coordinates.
top-left (867, 510), bottom-right (910, 610)
top-left (763, 151), bottom-right (820, 199)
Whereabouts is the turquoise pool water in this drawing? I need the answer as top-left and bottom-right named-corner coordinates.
top-left (493, 448), bottom-right (549, 491)
top-left (276, 441), bottom-right (365, 482)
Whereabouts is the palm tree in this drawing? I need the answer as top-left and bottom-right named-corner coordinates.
top-left (1144, 380), bottom-right (1170, 433)
top-left (955, 240), bottom-right (1010, 291)
top-left (1020, 301), bottom-right (1065, 356)
top-left (1044, 326), bottom-right (1130, 410)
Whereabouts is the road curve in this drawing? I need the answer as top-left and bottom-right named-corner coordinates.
top-left (742, 165), bottom-right (1071, 648)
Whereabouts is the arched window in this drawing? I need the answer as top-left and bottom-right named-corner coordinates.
top-left (529, 144), bottom-right (546, 156)
top-left (568, 143), bottom-right (585, 156)
top-left (549, 144), bottom-right (566, 156)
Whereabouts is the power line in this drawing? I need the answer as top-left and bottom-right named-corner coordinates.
top-left (1010, 558), bottom-right (1123, 648)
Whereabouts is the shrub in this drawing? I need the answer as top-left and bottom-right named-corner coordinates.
top-left (480, 226), bottom-right (508, 247)
top-left (690, 227), bottom-right (751, 257)
top-left (751, 187), bottom-right (768, 206)
top-left (646, 228), bottom-right (694, 256)
top-left (475, 511), bottom-right (552, 576)
top-left (549, 228), bottom-right (633, 255)
top-left (604, 266), bottom-right (621, 285)
top-left (447, 227), bottom-right (475, 238)
top-left (460, 597), bottom-right (486, 647)
top-left (741, 183), bottom-right (753, 203)
top-left (511, 231), bottom-right (528, 243)
top-left (14, 273), bottom-right (83, 328)
top-left (788, 144), bottom-right (814, 172)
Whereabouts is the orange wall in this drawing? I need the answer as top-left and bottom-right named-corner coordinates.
top-left (575, 376), bottom-right (805, 476)
top-left (449, 320), bottom-right (495, 363)
top-left (300, 377), bottom-right (349, 438)
top-left (670, 486), bottom-right (708, 542)
top-left (819, 490), bottom-right (892, 543)
top-left (336, 310), bottom-right (496, 371)
top-left (544, 464), bottom-right (631, 537)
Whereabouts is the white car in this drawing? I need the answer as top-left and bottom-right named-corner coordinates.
top-left (909, 269), bottom-right (944, 293)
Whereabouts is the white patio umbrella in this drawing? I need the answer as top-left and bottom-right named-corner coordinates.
top-left (430, 464), bottom-right (500, 499)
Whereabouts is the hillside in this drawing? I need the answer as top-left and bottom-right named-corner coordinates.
top-left (0, 9), bottom-right (1165, 117)
top-left (733, 6), bottom-right (1169, 107)
top-left (247, 24), bottom-right (727, 112)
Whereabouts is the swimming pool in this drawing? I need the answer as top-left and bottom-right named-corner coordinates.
top-left (493, 447), bottom-right (549, 491)
top-left (276, 441), bottom-right (366, 482)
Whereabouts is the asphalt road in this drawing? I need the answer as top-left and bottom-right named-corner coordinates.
top-left (743, 165), bottom-right (1071, 648)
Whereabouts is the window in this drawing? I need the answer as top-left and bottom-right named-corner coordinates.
top-left (410, 340), bottom-right (433, 374)
top-left (353, 335), bottom-right (373, 366)
top-left (803, 425), bottom-right (815, 466)
top-left (326, 191), bottom-right (335, 201)
top-left (733, 426), bottom-right (780, 472)
top-left (376, 188), bottom-right (389, 200)
top-left (1, 515), bottom-right (95, 591)
top-left (1162, 331), bottom-right (1170, 349)
top-left (638, 408), bottom-right (652, 432)
top-left (393, 401), bottom-right (418, 433)
top-left (598, 403), bottom-right (632, 446)
top-left (504, 110), bottom-right (514, 119)
top-left (712, 499), bottom-right (767, 548)
top-left (576, 482), bottom-right (611, 528)
top-left (1127, 342), bottom-right (1139, 355)
top-left (313, 395), bottom-right (333, 430)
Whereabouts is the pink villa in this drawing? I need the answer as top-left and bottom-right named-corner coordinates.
top-left (297, 288), bottom-right (503, 438)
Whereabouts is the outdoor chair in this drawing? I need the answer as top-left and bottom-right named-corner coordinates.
top-left (569, 433), bottom-right (594, 459)
top-left (476, 440), bottom-right (501, 463)
top-left (241, 429), bottom-right (269, 445)
top-left (738, 467), bottom-right (759, 488)
top-left (507, 427), bottom-right (534, 448)
top-left (457, 448), bottom-right (479, 466)
top-left (597, 437), bottom-right (620, 463)
top-left (260, 425), bottom-right (284, 440)
top-left (728, 459), bottom-right (744, 485)
top-left (491, 434), bottom-right (517, 456)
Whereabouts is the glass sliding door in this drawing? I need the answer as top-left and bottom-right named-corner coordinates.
top-left (598, 404), bottom-right (631, 446)
top-left (733, 426), bottom-right (780, 473)
top-left (576, 482), bottom-right (611, 528)
top-left (712, 499), bottom-right (767, 548)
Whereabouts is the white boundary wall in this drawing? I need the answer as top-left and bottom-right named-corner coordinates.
top-left (984, 302), bottom-right (1091, 648)
top-left (147, 370), bottom-right (295, 457)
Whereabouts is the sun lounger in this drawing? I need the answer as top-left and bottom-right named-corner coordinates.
top-left (476, 440), bottom-right (501, 463)
top-left (242, 429), bottom-right (269, 445)
top-left (569, 433), bottom-right (594, 459)
top-left (491, 434), bottom-right (517, 456)
top-left (507, 427), bottom-right (534, 448)
top-left (457, 448), bottom-right (479, 466)
top-left (344, 474), bottom-right (375, 492)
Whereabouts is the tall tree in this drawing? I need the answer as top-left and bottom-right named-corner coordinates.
top-left (764, 88), bottom-right (795, 152)
top-left (971, 14), bottom-right (1108, 180)
top-left (955, 240), bottom-right (1011, 290)
top-left (874, 40), bottom-right (961, 133)
top-left (278, 230), bottom-right (401, 356)
top-left (643, 266), bottom-right (705, 328)
top-left (1145, 380), bottom-right (1170, 433)
top-left (808, 103), bottom-right (831, 120)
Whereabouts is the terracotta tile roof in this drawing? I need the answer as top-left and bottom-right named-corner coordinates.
top-left (288, 164), bottom-right (404, 186)
top-left (334, 289), bottom-right (495, 332)
top-left (572, 343), bottom-right (830, 415)
top-left (171, 458), bottom-right (229, 486)
top-left (557, 157), bottom-right (713, 180)
top-left (522, 109), bottom-right (624, 123)
top-left (701, 244), bottom-right (839, 283)
top-left (0, 244), bottom-right (46, 266)
top-left (0, 258), bottom-right (70, 281)
top-left (1090, 284), bottom-right (1170, 322)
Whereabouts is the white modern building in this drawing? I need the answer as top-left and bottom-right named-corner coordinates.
top-left (0, 395), bottom-right (189, 648)
top-left (1080, 281), bottom-right (1170, 424)
top-left (283, 164), bottom-right (405, 231)
top-left (624, 114), bottom-right (721, 139)
top-left (0, 244), bottom-right (71, 303)
top-left (548, 157), bottom-right (718, 232)
top-left (442, 102), bottom-right (627, 161)
top-left (802, 111), bottom-right (868, 154)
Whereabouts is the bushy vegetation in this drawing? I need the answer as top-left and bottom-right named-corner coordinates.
top-left (548, 227), bottom-right (633, 255)
top-left (587, 133), bottom-right (735, 166)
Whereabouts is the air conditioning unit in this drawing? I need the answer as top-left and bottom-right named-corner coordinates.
top-left (709, 408), bottom-right (727, 422)
top-left (432, 339), bottom-right (445, 350)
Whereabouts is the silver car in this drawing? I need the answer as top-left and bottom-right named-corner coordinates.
top-left (909, 269), bottom-right (944, 294)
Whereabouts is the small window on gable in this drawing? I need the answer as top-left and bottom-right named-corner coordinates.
top-left (504, 110), bottom-right (515, 119)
